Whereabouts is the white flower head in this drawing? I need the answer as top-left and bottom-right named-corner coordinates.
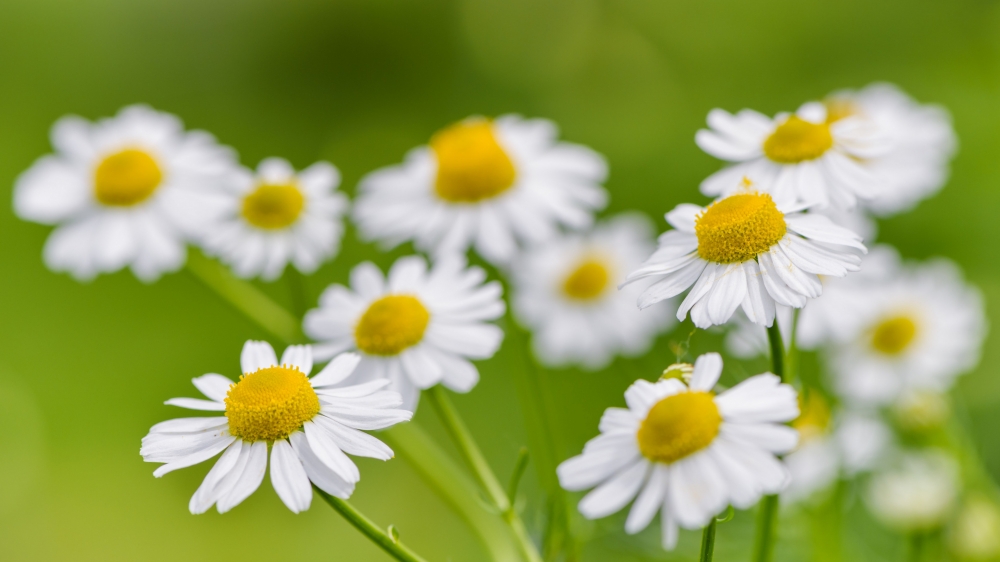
top-left (511, 214), bottom-right (675, 369)
top-left (14, 105), bottom-right (237, 281)
top-left (352, 115), bottom-right (608, 265)
top-left (696, 102), bottom-right (890, 210)
top-left (622, 187), bottom-right (866, 329)
top-left (200, 157), bottom-right (348, 280)
top-left (141, 341), bottom-right (412, 514)
top-left (557, 353), bottom-right (799, 550)
top-left (303, 255), bottom-right (505, 410)
top-left (866, 450), bottom-right (959, 532)
top-left (949, 496), bottom-right (1000, 561)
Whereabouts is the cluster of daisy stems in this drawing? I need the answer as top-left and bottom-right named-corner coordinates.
top-left (16, 82), bottom-right (997, 562)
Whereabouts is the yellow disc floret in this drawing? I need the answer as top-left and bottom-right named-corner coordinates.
top-left (94, 148), bottom-right (163, 206)
top-left (225, 366), bottom-right (320, 442)
top-left (792, 392), bottom-right (831, 443)
top-left (871, 315), bottom-right (918, 355)
top-left (637, 391), bottom-right (722, 464)
top-left (562, 258), bottom-right (610, 301)
top-left (763, 116), bottom-right (834, 163)
top-left (355, 295), bottom-right (431, 356)
top-left (695, 193), bottom-right (787, 263)
top-left (431, 119), bottom-right (516, 203)
top-left (242, 183), bottom-right (305, 230)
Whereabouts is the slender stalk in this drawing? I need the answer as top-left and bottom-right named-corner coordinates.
top-left (427, 385), bottom-right (544, 562)
top-left (752, 320), bottom-right (787, 562)
top-left (699, 518), bottom-right (717, 562)
top-left (766, 321), bottom-right (785, 382)
top-left (315, 487), bottom-right (429, 562)
top-left (908, 532), bottom-right (924, 562)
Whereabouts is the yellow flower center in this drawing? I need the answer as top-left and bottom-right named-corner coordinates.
top-left (431, 119), bottom-right (516, 203)
top-left (792, 392), bottom-right (831, 443)
top-left (637, 391), bottom-right (721, 464)
top-left (762, 116), bottom-right (834, 164)
top-left (225, 366), bottom-right (320, 442)
top-left (660, 362), bottom-right (693, 383)
top-left (562, 258), bottom-right (611, 301)
top-left (242, 183), bottom-right (305, 230)
top-left (871, 315), bottom-right (918, 355)
top-left (695, 193), bottom-right (787, 263)
top-left (354, 295), bottom-right (431, 356)
top-left (93, 148), bottom-right (163, 206)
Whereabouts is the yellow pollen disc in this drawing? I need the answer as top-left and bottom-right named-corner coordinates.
top-left (637, 391), bottom-right (721, 464)
top-left (824, 99), bottom-right (858, 124)
top-left (225, 366), bottom-right (320, 442)
top-left (792, 392), bottom-right (831, 442)
top-left (93, 148), bottom-right (163, 206)
top-left (431, 119), bottom-right (516, 203)
top-left (562, 258), bottom-right (611, 301)
top-left (660, 362), bottom-right (694, 383)
top-left (242, 183), bottom-right (305, 230)
top-left (354, 295), bottom-right (431, 356)
top-left (762, 115), bottom-right (834, 164)
top-left (695, 193), bottom-right (787, 263)
top-left (871, 315), bottom-right (918, 355)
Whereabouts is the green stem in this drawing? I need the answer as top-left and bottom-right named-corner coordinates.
top-left (315, 487), bottom-right (429, 562)
top-left (699, 518), bottom-right (717, 562)
top-left (908, 532), bottom-right (924, 562)
top-left (427, 385), bottom-right (544, 562)
top-left (766, 321), bottom-right (785, 383)
top-left (752, 320), bottom-right (787, 562)
top-left (786, 308), bottom-right (800, 386)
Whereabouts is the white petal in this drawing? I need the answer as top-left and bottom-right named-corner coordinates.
top-left (217, 440), bottom-right (268, 513)
top-left (310, 353), bottom-right (362, 387)
top-left (164, 397), bottom-right (226, 411)
top-left (625, 464), bottom-right (669, 534)
top-left (303, 421), bottom-right (361, 483)
top-left (240, 340), bottom-right (278, 374)
top-left (152, 435), bottom-right (235, 478)
top-left (313, 416), bottom-right (394, 460)
top-left (149, 417), bottom-right (227, 435)
top-left (192, 374), bottom-right (234, 402)
top-left (721, 423), bottom-right (799, 454)
top-left (270, 439), bottom-right (313, 513)
top-left (280, 345), bottom-right (314, 375)
top-left (578, 460), bottom-right (649, 519)
top-left (689, 352), bottom-right (723, 392)
top-left (189, 440), bottom-right (243, 514)
top-left (715, 374), bottom-right (799, 424)
top-left (290, 431), bottom-right (356, 499)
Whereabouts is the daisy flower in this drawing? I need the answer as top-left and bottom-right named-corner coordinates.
top-left (14, 105), bottom-right (236, 281)
top-left (696, 102), bottom-right (889, 210)
top-left (621, 187), bottom-right (866, 329)
top-left (510, 214), bottom-right (675, 369)
top-left (825, 83), bottom-right (957, 216)
top-left (557, 353), bottom-right (799, 549)
top-left (949, 496), bottom-right (1000, 561)
top-left (866, 450), bottom-right (959, 533)
top-left (352, 115), bottom-right (608, 265)
top-left (199, 157), bottom-right (348, 280)
top-left (303, 255), bottom-right (505, 410)
top-left (140, 341), bottom-right (412, 514)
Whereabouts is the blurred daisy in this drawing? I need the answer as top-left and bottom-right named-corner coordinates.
top-left (14, 105), bottom-right (235, 281)
top-left (510, 214), bottom-right (674, 369)
top-left (696, 102), bottom-right (889, 210)
top-left (825, 83), bottom-right (956, 216)
top-left (352, 115), bottom-right (608, 265)
top-left (950, 496), bottom-right (1000, 561)
top-left (866, 450), bottom-right (958, 532)
top-left (303, 255), bottom-right (505, 410)
top-left (557, 353), bottom-right (799, 549)
top-left (200, 158), bottom-right (348, 280)
top-left (141, 341), bottom-right (412, 514)
top-left (622, 188), bottom-right (865, 329)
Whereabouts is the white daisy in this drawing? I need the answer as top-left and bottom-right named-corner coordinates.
top-left (199, 157), bottom-right (348, 280)
top-left (352, 115), bottom-right (608, 265)
top-left (866, 450), bottom-right (959, 532)
top-left (510, 214), bottom-right (675, 369)
top-left (141, 341), bottom-right (412, 514)
top-left (13, 105), bottom-right (236, 281)
top-left (696, 102), bottom-right (889, 210)
top-left (825, 83), bottom-right (957, 216)
top-left (303, 255), bottom-right (505, 410)
top-left (622, 188), bottom-right (866, 329)
top-left (949, 496), bottom-right (1000, 561)
top-left (557, 353), bottom-right (799, 549)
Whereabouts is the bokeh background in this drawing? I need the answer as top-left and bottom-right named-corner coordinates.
top-left (1, 0), bottom-right (998, 560)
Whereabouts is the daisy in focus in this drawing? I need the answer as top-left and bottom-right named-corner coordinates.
top-left (510, 214), bottom-right (674, 369)
top-left (352, 115), bottom-right (608, 265)
top-left (621, 185), bottom-right (866, 329)
top-left (141, 341), bottom-right (412, 514)
top-left (696, 102), bottom-right (889, 210)
top-left (303, 255), bottom-right (505, 410)
top-left (199, 158), bottom-right (349, 280)
top-left (557, 353), bottom-right (799, 549)
top-left (14, 105), bottom-right (236, 281)
top-left (866, 450), bottom-right (959, 533)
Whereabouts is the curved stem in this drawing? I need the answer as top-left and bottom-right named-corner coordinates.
top-left (699, 518), bottom-right (717, 562)
top-left (427, 385), bottom-right (544, 562)
top-left (752, 321), bottom-right (787, 562)
top-left (316, 487), bottom-right (429, 562)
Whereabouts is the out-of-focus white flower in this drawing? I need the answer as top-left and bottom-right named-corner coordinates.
top-left (303, 255), bottom-right (505, 410)
top-left (557, 353), bottom-right (799, 549)
top-left (510, 214), bottom-right (674, 369)
top-left (14, 105), bottom-right (236, 281)
top-left (950, 496), bottom-right (1000, 560)
top-left (892, 390), bottom-right (951, 434)
top-left (199, 158), bottom-right (348, 280)
top-left (353, 115), bottom-right (607, 265)
top-left (866, 450), bottom-right (959, 532)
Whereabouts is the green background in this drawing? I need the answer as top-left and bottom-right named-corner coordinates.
top-left (0, 0), bottom-right (997, 560)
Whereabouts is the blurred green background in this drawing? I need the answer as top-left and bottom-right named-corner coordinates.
top-left (1, 0), bottom-right (998, 560)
